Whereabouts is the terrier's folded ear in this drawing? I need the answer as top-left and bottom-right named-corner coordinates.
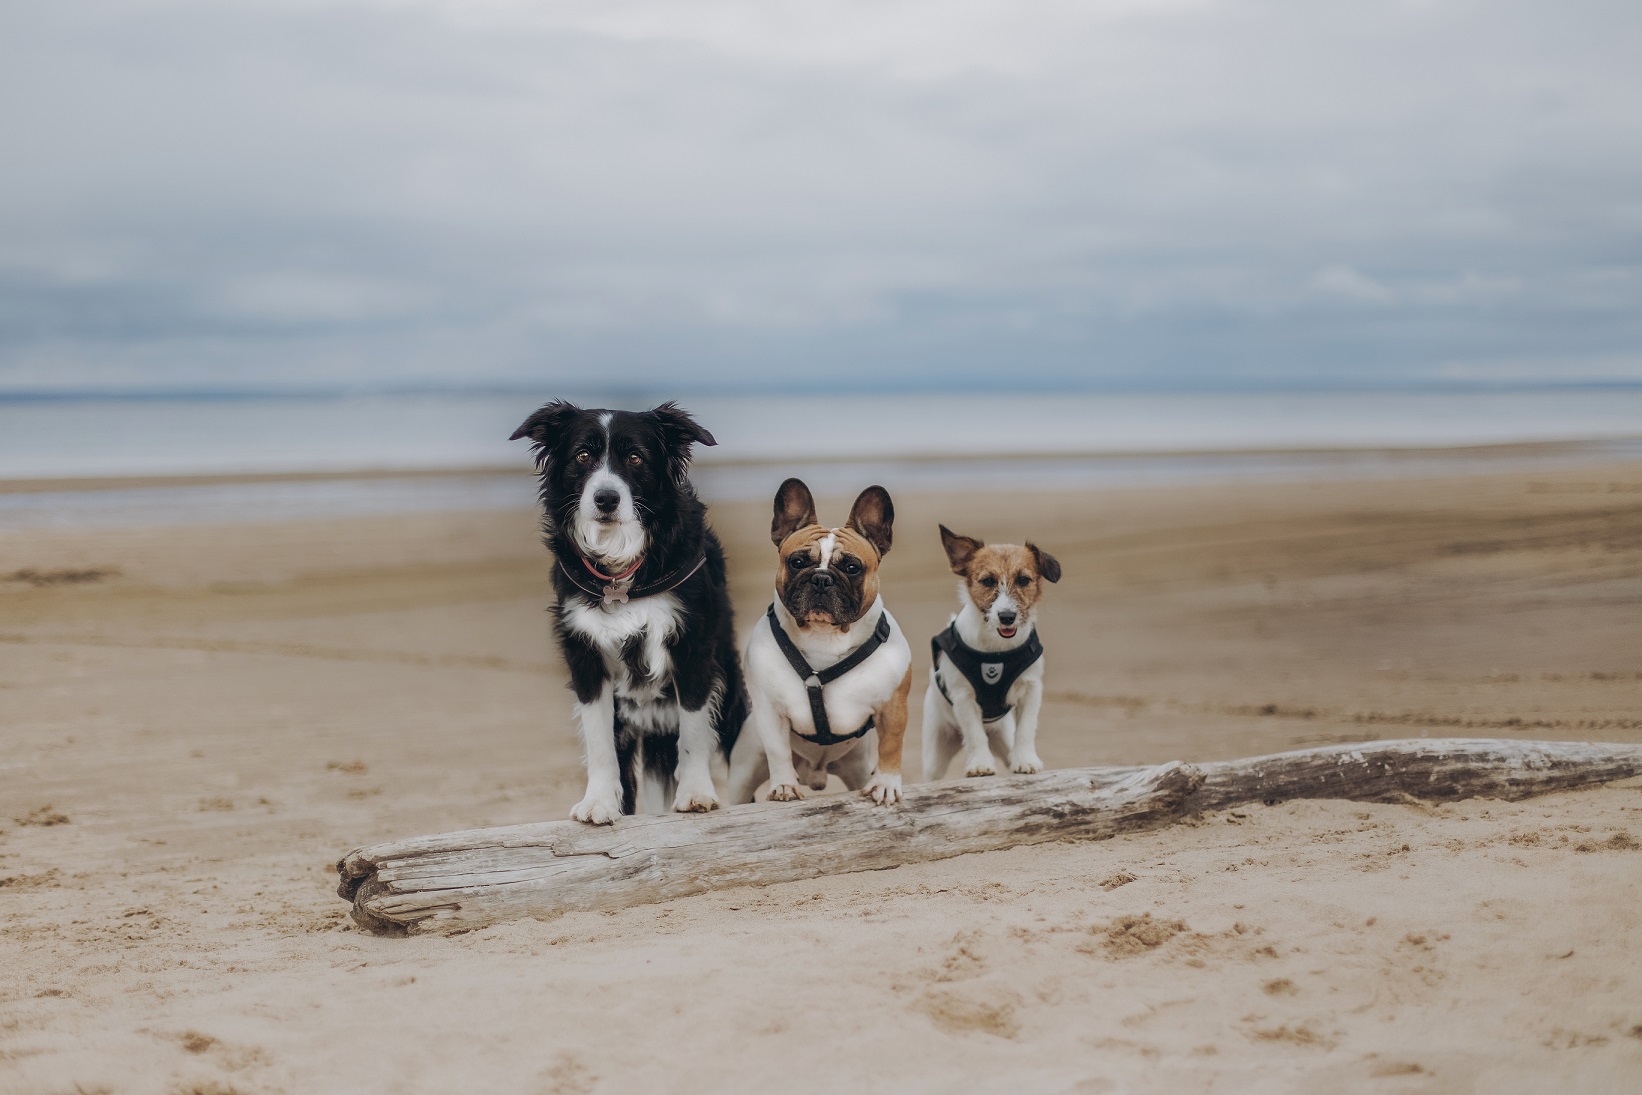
top-left (1027, 542), bottom-right (1062, 583)
top-left (771, 478), bottom-right (818, 547)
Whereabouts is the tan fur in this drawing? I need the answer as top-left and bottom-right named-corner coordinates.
top-left (951, 543), bottom-right (1049, 616)
top-left (874, 667), bottom-right (912, 776)
top-left (774, 524), bottom-right (882, 624)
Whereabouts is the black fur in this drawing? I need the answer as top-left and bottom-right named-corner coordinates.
top-left (512, 400), bottom-right (746, 815)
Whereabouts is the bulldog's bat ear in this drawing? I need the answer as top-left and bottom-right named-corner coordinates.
top-left (647, 401), bottom-right (716, 483)
top-left (847, 485), bottom-right (894, 558)
top-left (510, 400), bottom-right (581, 445)
top-left (1027, 542), bottom-right (1062, 583)
top-left (938, 524), bottom-right (984, 575)
top-left (772, 478), bottom-right (818, 546)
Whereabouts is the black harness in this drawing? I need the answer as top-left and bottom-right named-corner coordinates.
top-left (932, 623), bottom-right (1043, 722)
top-left (765, 604), bottom-right (893, 746)
top-left (558, 554), bottom-right (708, 606)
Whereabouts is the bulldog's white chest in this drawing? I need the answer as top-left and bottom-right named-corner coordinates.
top-left (745, 604), bottom-right (911, 741)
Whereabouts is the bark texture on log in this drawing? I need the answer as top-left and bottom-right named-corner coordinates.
top-left (337, 738), bottom-right (1642, 935)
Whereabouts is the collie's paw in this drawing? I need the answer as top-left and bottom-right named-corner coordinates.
top-left (672, 785), bottom-right (720, 813)
top-left (570, 795), bottom-right (622, 825)
top-left (1009, 754), bottom-right (1044, 775)
top-left (964, 758), bottom-right (997, 778)
top-left (767, 782), bottom-right (805, 802)
top-left (862, 772), bottom-right (903, 806)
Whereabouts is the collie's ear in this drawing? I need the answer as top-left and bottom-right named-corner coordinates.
top-left (509, 400), bottom-right (581, 446)
top-left (938, 524), bottom-right (984, 575)
top-left (647, 402), bottom-right (716, 483)
top-left (772, 478), bottom-right (818, 547)
top-left (847, 485), bottom-right (894, 558)
top-left (1027, 542), bottom-right (1062, 583)
top-left (647, 401), bottom-right (717, 448)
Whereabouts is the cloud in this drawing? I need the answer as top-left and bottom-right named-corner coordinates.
top-left (1, 0), bottom-right (1640, 391)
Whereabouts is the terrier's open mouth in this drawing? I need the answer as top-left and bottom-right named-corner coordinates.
top-left (997, 626), bottom-right (1017, 638)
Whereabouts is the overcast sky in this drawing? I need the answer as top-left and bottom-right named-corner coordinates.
top-left (3, 0), bottom-right (1640, 393)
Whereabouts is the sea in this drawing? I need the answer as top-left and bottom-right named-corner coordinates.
top-left (1, 389), bottom-right (1640, 530)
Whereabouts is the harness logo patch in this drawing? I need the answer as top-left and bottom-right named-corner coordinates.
top-left (982, 662), bottom-right (1003, 685)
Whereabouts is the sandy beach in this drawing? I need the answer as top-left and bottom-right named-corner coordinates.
top-left (4, 459), bottom-right (1642, 1093)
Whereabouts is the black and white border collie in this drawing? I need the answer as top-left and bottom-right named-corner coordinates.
top-left (510, 400), bottom-right (745, 825)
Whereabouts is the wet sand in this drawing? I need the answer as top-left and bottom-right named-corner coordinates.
top-left (4, 460), bottom-right (1642, 1093)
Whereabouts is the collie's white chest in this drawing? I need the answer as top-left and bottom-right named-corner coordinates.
top-left (561, 593), bottom-right (683, 705)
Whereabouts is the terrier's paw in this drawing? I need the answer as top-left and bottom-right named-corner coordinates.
top-left (1010, 754), bottom-right (1044, 775)
top-left (672, 785), bottom-right (720, 813)
top-left (767, 781), bottom-right (805, 802)
top-left (964, 758), bottom-right (997, 778)
top-left (570, 795), bottom-right (622, 825)
top-left (862, 772), bottom-right (903, 806)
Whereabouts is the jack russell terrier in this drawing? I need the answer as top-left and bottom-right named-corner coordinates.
top-left (728, 478), bottom-right (912, 806)
top-left (922, 525), bottom-right (1061, 780)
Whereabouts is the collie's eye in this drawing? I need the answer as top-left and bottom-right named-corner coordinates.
top-left (841, 559), bottom-right (863, 577)
top-left (1015, 574), bottom-right (1032, 587)
top-left (574, 449), bottom-right (592, 465)
top-left (787, 553), bottom-right (810, 571)
top-left (979, 575), bottom-right (997, 589)
top-left (627, 452), bottom-right (644, 468)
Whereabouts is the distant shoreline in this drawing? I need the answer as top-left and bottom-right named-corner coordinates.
top-left (3, 436), bottom-right (1641, 496)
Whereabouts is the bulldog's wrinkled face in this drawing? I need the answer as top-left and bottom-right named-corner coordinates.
top-left (939, 526), bottom-right (1061, 639)
top-left (770, 479), bottom-right (894, 630)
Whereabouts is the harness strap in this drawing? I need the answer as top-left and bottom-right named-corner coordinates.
top-left (931, 622), bottom-right (1044, 722)
top-left (558, 553), bottom-right (708, 606)
top-left (766, 604), bottom-right (892, 746)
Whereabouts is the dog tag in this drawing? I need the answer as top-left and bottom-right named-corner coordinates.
top-left (602, 579), bottom-right (633, 606)
top-left (982, 662), bottom-right (1003, 685)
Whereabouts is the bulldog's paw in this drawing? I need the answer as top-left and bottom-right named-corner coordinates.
top-left (964, 756), bottom-right (997, 778)
top-left (767, 781), bottom-right (805, 802)
top-left (1009, 753), bottom-right (1044, 775)
top-left (570, 794), bottom-right (622, 825)
top-left (672, 784), bottom-right (720, 813)
top-left (862, 772), bottom-right (903, 806)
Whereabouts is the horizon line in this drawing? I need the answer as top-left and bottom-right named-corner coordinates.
top-left (5, 380), bottom-right (1642, 403)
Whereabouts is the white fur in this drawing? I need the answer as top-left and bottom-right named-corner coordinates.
top-left (561, 592), bottom-right (709, 822)
top-left (570, 682), bottom-right (623, 824)
top-left (988, 586), bottom-right (1018, 627)
top-left (571, 416), bottom-right (647, 568)
top-left (921, 588), bottom-right (1047, 780)
top-left (728, 595), bottom-right (910, 806)
top-left (815, 531), bottom-right (838, 571)
top-left (561, 593), bottom-right (682, 703)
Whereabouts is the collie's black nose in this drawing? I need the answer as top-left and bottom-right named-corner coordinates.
top-left (809, 571), bottom-right (834, 591)
top-left (593, 488), bottom-right (621, 514)
top-left (998, 609), bottom-right (1017, 626)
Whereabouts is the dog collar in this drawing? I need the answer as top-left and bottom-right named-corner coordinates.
top-left (560, 553), bottom-right (706, 607)
top-left (766, 604), bottom-right (892, 746)
top-left (931, 622), bottom-right (1043, 722)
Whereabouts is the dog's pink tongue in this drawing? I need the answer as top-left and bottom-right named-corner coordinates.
top-left (998, 626), bottom-right (1017, 638)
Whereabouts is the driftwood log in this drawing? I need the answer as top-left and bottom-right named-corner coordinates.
top-left (337, 738), bottom-right (1642, 935)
